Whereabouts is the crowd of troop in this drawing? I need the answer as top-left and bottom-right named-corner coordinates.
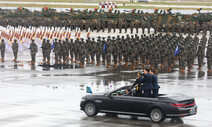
top-left (1, 17), bottom-right (212, 35)
top-left (0, 32), bottom-right (212, 73)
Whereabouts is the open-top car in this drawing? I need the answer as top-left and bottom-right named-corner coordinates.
top-left (80, 86), bottom-right (197, 123)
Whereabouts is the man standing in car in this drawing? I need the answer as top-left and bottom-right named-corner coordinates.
top-left (132, 71), bottom-right (143, 97)
top-left (141, 68), bottom-right (153, 97)
top-left (150, 69), bottom-right (160, 98)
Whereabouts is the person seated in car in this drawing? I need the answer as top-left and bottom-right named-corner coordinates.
top-left (150, 69), bottom-right (160, 98)
top-left (132, 71), bottom-right (143, 97)
top-left (124, 88), bottom-right (131, 96)
top-left (141, 68), bottom-right (154, 97)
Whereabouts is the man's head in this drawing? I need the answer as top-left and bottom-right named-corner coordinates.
top-left (150, 69), bottom-right (156, 75)
top-left (137, 71), bottom-right (143, 77)
top-left (144, 68), bottom-right (150, 74)
top-left (126, 88), bottom-right (130, 94)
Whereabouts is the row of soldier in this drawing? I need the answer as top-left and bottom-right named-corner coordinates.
top-left (0, 33), bottom-right (211, 73)
top-left (1, 18), bottom-right (212, 35)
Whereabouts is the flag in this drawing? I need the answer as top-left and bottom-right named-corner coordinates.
top-left (86, 86), bottom-right (93, 94)
top-left (175, 45), bottom-right (179, 56)
top-left (103, 42), bottom-right (107, 54)
top-left (51, 39), bottom-right (55, 50)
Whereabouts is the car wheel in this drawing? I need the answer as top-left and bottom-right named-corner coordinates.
top-left (150, 108), bottom-right (165, 123)
top-left (84, 102), bottom-right (98, 116)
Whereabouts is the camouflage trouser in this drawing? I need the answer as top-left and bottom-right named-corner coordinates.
top-left (108, 27), bottom-right (111, 33)
top-left (96, 54), bottom-right (101, 65)
top-left (97, 26), bottom-right (101, 32)
top-left (134, 54), bottom-right (138, 62)
top-left (47, 53), bottom-right (50, 62)
top-left (119, 28), bottom-right (122, 33)
top-left (207, 58), bottom-right (212, 70)
top-left (168, 59), bottom-right (172, 68)
top-left (153, 59), bottom-right (159, 70)
top-left (1, 51), bottom-right (5, 58)
top-left (198, 56), bottom-right (203, 67)
top-left (149, 57), bottom-right (153, 67)
top-left (130, 55), bottom-right (135, 65)
top-left (80, 56), bottom-right (85, 65)
top-left (31, 54), bottom-right (36, 62)
top-left (70, 51), bottom-right (74, 60)
top-left (136, 28), bottom-right (139, 33)
top-left (102, 27), bottom-right (105, 32)
top-left (187, 59), bottom-right (192, 69)
top-left (91, 53), bottom-right (95, 62)
top-left (148, 28), bottom-right (150, 33)
top-left (74, 52), bottom-right (79, 60)
top-left (55, 53), bottom-right (59, 63)
top-left (113, 26), bottom-right (116, 32)
top-left (125, 28), bottom-right (127, 33)
top-left (161, 56), bottom-right (165, 65)
top-left (63, 53), bottom-right (67, 63)
top-left (13, 51), bottom-right (18, 59)
top-left (181, 59), bottom-right (186, 69)
top-left (124, 55), bottom-right (128, 63)
top-left (130, 28), bottom-right (133, 33)
top-left (118, 54), bottom-right (122, 61)
top-left (43, 51), bottom-right (47, 60)
top-left (142, 28), bottom-right (145, 34)
top-left (102, 54), bottom-right (105, 62)
top-left (141, 55), bottom-right (145, 64)
top-left (113, 55), bottom-right (117, 65)
top-left (106, 55), bottom-right (111, 65)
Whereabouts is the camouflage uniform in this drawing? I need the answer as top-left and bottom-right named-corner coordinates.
top-left (29, 39), bottom-right (38, 66)
top-left (0, 39), bottom-right (5, 62)
top-left (12, 40), bottom-right (19, 63)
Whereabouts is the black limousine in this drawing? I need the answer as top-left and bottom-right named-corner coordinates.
top-left (80, 86), bottom-right (197, 123)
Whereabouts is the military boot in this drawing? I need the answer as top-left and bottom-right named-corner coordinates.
top-left (131, 65), bottom-right (135, 69)
top-left (136, 61), bottom-right (139, 65)
top-left (124, 62), bottom-right (128, 66)
top-left (47, 60), bottom-right (50, 65)
top-left (171, 64), bottom-right (174, 68)
top-left (31, 61), bottom-right (35, 66)
top-left (80, 64), bottom-right (84, 68)
top-left (106, 63), bottom-right (111, 68)
top-left (197, 66), bottom-right (201, 70)
top-left (1, 58), bottom-right (4, 62)
top-left (207, 69), bottom-right (211, 73)
top-left (91, 61), bottom-right (95, 65)
top-left (113, 64), bottom-right (117, 68)
top-left (168, 68), bottom-right (171, 72)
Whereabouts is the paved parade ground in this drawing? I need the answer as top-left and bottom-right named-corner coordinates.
top-left (0, 28), bottom-right (212, 127)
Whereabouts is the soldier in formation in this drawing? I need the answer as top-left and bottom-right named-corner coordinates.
top-left (29, 39), bottom-right (38, 66)
top-left (12, 39), bottom-right (19, 63)
top-left (0, 39), bottom-right (5, 62)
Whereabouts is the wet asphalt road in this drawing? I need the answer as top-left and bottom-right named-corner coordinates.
top-left (0, 32), bottom-right (212, 127)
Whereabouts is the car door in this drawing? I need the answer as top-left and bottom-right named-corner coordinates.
top-left (100, 94), bottom-right (123, 111)
top-left (116, 96), bottom-right (155, 115)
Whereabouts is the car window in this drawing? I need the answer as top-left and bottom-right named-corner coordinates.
top-left (111, 88), bottom-right (128, 96)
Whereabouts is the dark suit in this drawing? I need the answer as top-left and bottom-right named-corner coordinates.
top-left (141, 73), bottom-right (153, 97)
top-left (133, 77), bottom-right (143, 96)
top-left (152, 74), bottom-right (160, 98)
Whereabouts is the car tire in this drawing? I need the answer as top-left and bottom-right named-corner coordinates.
top-left (150, 108), bottom-right (165, 123)
top-left (84, 102), bottom-right (98, 116)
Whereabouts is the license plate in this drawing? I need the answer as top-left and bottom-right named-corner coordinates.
top-left (189, 108), bottom-right (195, 115)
